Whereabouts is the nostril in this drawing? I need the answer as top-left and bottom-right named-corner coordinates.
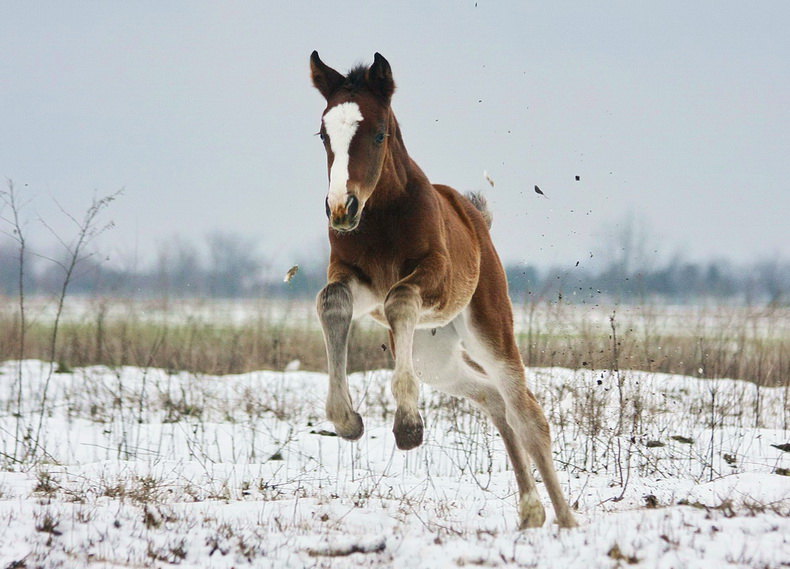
top-left (346, 195), bottom-right (359, 218)
top-left (325, 197), bottom-right (330, 219)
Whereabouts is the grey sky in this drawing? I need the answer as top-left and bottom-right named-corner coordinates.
top-left (2, 2), bottom-right (788, 274)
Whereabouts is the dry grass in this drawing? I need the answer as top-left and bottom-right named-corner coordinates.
top-left (0, 297), bottom-right (391, 376)
top-left (516, 301), bottom-right (788, 387)
top-left (0, 296), bottom-right (787, 386)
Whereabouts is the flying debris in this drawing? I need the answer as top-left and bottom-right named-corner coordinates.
top-left (283, 265), bottom-right (299, 283)
top-left (484, 170), bottom-right (495, 187)
top-left (534, 185), bottom-right (547, 198)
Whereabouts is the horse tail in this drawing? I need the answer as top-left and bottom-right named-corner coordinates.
top-left (465, 191), bottom-right (493, 229)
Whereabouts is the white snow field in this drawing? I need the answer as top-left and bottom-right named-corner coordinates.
top-left (1, 360), bottom-right (788, 568)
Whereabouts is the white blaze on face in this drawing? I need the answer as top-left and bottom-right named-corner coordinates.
top-left (323, 102), bottom-right (363, 210)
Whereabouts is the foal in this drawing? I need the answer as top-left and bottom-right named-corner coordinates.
top-left (311, 51), bottom-right (577, 529)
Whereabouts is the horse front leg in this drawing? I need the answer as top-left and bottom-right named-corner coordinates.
top-left (384, 282), bottom-right (423, 450)
top-left (316, 281), bottom-right (364, 440)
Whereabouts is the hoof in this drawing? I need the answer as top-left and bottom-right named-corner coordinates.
top-left (393, 408), bottom-right (423, 450)
top-left (332, 411), bottom-right (364, 441)
top-left (518, 491), bottom-right (546, 529)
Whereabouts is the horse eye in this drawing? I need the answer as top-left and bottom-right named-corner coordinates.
top-left (375, 132), bottom-right (386, 145)
top-left (316, 132), bottom-right (326, 142)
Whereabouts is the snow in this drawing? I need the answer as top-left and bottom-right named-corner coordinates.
top-left (1, 360), bottom-right (788, 568)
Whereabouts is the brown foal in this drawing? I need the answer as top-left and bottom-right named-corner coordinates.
top-left (311, 51), bottom-right (577, 529)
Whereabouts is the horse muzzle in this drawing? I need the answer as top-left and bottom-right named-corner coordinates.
top-left (326, 194), bottom-right (360, 232)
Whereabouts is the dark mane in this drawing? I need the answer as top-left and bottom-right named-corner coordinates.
top-left (342, 64), bottom-right (369, 93)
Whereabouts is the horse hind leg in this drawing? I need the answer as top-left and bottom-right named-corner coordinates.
top-left (464, 366), bottom-right (546, 528)
top-left (495, 365), bottom-right (577, 528)
top-left (454, 314), bottom-right (578, 529)
top-left (460, 367), bottom-right (547, 528)
top-left (413, 327), bottom-right (545, 528)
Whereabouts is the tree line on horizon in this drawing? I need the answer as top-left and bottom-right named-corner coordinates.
top-left (0, 233), bottom-right (786, 306)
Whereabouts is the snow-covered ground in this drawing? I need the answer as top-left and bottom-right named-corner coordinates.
top-left (1, 360), bottom-right (788, 568)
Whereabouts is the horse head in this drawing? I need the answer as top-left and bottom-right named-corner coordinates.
top-left (311, 51), bottom-right (397, 232)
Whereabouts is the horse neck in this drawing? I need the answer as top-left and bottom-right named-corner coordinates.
top-left (366, 112), bottom-right (429, 209)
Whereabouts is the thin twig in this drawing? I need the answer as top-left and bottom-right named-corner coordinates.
top-left (30, 191), bottom-right (121, 461)
top-left (1, 181), bottom-right (30, 461)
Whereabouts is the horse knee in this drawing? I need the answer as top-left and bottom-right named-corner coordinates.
top-left (383, 284), bottom-right (420, 327)
top-left (317, 282), bottom-right (352, 326)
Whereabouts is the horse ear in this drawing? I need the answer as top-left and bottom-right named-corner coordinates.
top-left (367, 52), bottom-right (396, 102)
top-left (310, 51), bottom-right (344, 99)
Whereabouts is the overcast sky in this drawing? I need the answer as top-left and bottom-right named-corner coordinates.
top-left (2, 2), bottom-right (788, 275)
